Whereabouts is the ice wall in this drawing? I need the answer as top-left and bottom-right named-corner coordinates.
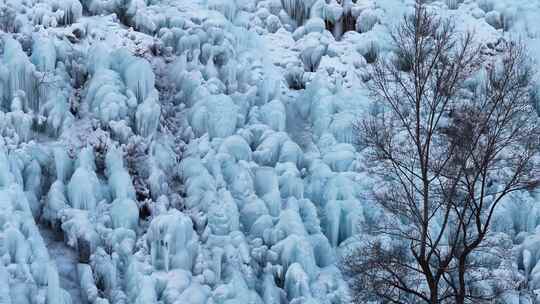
top-left (0, 0), bottom-right (536, 304)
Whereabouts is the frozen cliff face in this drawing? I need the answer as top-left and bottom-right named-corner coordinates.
top-left (0, 0), bottom-right (535, 303)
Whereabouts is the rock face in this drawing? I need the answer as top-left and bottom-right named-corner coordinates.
top-left (0, 0), bottom-right (537, 303)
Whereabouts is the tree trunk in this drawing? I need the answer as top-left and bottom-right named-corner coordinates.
top-left (456, 256), bottom-right (467, 304)
top-left (429, 284), bottom-right (439, 304)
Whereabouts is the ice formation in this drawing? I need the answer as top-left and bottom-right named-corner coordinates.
top-left (0, 0), bottom-right (536, 303)
top-left (68, 148), bottom-right (101, 212)
top-left (1, 38), bottom-right (40, 113)
top-left (148, 209), bottom-right (198, 271)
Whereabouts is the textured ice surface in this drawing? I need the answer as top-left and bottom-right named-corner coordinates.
top-left (0, 0), bottom-right (537, 303)
top-left (40, 224), bottom-right (83, 303)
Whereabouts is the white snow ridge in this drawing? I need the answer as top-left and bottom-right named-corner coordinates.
top-left (0, 0), bottom-right (537, 303)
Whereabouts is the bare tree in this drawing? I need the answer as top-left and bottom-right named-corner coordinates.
top-left (343, 1), bottom-right (540, 304)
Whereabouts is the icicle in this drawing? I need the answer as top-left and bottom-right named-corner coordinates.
top-left (56, 0), bottom-right (83, 25)
top-left (5, 223), bottom-right (29, 263)
top-left (68, 149), bottom-right (100, 212)
top-left (85, 68), bottom-right (129, 123)
top-left (281, 0), bottom-right (317, 26)
top-left (111, 198), bottom-right (139, 232)
top-left (148, 210), bottom-right (197, 271)
top-left (207, 0), bottom-right (237, 21)
top-left (2, 38), bottom-right (40, 113)
top-left (31, 35), bottom-right (57, 72)
top-left (262, 266), bottom-right (281, 304)
top-left (203, 48), bottom-right (218, 80)
top-left (53, 146), bottom-right (73, 183)
top-left (106, 147), bottom-right (136, 200)
top-left (0, 263), bottom-right (11, 304)
top-left (135, 276), bottom-right (157, 304)
top-left (78, 264), bottom-right (99, 304)
top-left (261, 100), bottom-right (286, 132)
top-left (111, 50), bottom-right (156, 104)
top-left (47, 262), bottom-right (62, 304)
top-left (43, 180), bottom-right (68, 227)
top-left (91, 248), bottom-right (118, 294)
top-left (284, 263), bottom-right (311, 300)
top-left (135, 91), bottom-right (161, 139)
top-left (45, 259), bottom-right (73, 303)
top-left (189, 93), bottom-right (239, 139)
top-left (7, 95), bottom-right (33, 142)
